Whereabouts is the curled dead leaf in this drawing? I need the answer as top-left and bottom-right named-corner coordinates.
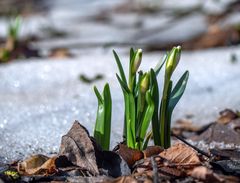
top-left (143, 146), bottom-right (163, 158)
top-left (217, 109), bottom-right (238, 124)
top-left (117, 144), bottom-right (144, 167)
top-left (18, 155), bottom-right (57, 175)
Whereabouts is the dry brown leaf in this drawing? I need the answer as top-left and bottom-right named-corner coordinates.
top-left (159, 143), bottom-right (201, 166)
top-left (143, 146), bottom-right (163, 158)
top-left (18, 154), bottom-right (49, 173)
top-left (108, 176), bottom-right (138, 183)
top-left (118, 144), bottom-right (143, 167)
top-left (59, 121), bottom-right (99, 175)
top-left (217, 109), bottom-right (238, 124)
top-left (172, 119), bottom-right (200, 132)
top-left (49, 48), bottom-right (72, 59)
top-left (191, 119), bottom-right (240, 146)
top-left (191, 166), bottom-right (223, 182)
top-left (18, 155), bottom-right (57, 175)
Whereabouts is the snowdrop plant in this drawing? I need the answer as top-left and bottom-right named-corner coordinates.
top-left (93, 46), bottom-right (189, 151)
top-left (114, 46), bottom-right (189, 149)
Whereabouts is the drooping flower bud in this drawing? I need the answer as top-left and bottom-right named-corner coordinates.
top-left (131, 49), bottom-right (142, 75)
top-left (140, 72), bottom-right (150, 94)
top-left (165, 46), bottom-right (181, 79)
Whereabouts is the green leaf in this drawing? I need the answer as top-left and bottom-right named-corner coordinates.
top-left (94, 93), bottom-right (105, 149)
top-left (164, 80), bottom-right (173, 148)
top-left (129, 93), bottom-right (136, 145)
top-left (136, 71), bottom-right (143, 131)
top-left (94, 83), bottom-right (112, 150)
top-left (130, 48), bottom-right (134, 61)
top-left (93, 86), bottom-right (103, 104)
top-left (154, 53), bottom-right (168, 76)
top-left (142, 131), bottom-right (152, 150)
top-left (150, 69), bottom-right (160, 145)
top-left (125, 93), bottom-right (136, 148)
top-left (116, 74), bottom-right (130, 93)
top-left (9, 16), bottom-right (21, 39)
top-left (113, 50), bottom-right (127, 84)
top-left (129, 50), bottom-right (138, 92)
top-left (139, 91), bottom-right (154, 149)
top-left (103, 83), bottom-right (112, 150)
top-left (168, 71), bottom-right (189, 112)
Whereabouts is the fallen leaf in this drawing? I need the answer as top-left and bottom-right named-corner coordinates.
top-left (117, 144), bottom-right (143, 167)
top-left (191, 119), bottom-right (240, 146)
top-left (97, 150), bottom-right (131, 178)
top-left (217, 109), bottom-right (238, 124)
top-left (211, 160), bottom-right (240, 176)
top-left (173, 119), bottom-right (200, 132)
top-left (49, 48), bottom-right (72, 58)
top-left (59, 121), bottom-right (99, 175)
top-left (143, 146), bottom-right (164, 158)
top-left (108, 176), bottom-right (138, 183)
top-left (79, 74), bottom-right (104, 84)
top-left (18, 154), bottom-right (49, 174)
top-left (159, 143), bottom-right (201, 165)
top-left (18, 155), bottom-right (57, 175)
top-left (191, 166), bottom-right (223, 182)
top-left (210, 149), bottom-right (240, 160)
top-left (172, 119), bottom-right (201, 138)
top-left (133, 155), bottom-right (185, 178)
top-left (66, 176), bottom-right (113, 183)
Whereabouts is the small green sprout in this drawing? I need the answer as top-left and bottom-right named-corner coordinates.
top-left (6, 16), bottom-right (21, 51)
top-left (93, 83), bottom-right (112, 151)
top-left (0, 16), bottom-right (21, 62)
top-left (4, 170), bottom-right (20, 180)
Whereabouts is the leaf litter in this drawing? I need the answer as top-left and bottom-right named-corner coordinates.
top-left (0, 110), bottom-right (240, 182)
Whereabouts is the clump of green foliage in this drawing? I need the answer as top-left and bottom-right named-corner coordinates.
top-left (0, 16), bottom-right (21, 62)
top-left (94, 46), bottom-right (189, 150)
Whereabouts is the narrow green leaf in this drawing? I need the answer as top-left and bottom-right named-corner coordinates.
top-left (116, 74), bottom-right (130, 93)
top-left (139, 91), bottom-right (155, 149)
top-left (164, 80), bottom-right (173, 148)
top-left (94, 90), bottom-right (105, 149)
top-left (154, 53), bottom-right (168, 76)
top-left (113, 50), bottom-right (127, 84)
top-left (93, 86), bottom-right (103, 104)
top-left (136, 71), bottom-right (143, 133)
top-left (130, 48), bottom-right (134, 61)
top-left (142, 131), bottom-right (153, 150)
top-left (168, 71), bottom-right (189, 111)
top-left (103, 83), bottom-right (112, 150)
top-left (129, 93), bottom-right (136, 145)
top-left (150, 69), bottom-right (160, 145)
top-left (125, 94), bottom-right (135, 148)
top-left (159, 78), bottom-right (172, 148)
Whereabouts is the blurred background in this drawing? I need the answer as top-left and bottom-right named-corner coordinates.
top-left (0, 0), bottom-right (240, 162)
